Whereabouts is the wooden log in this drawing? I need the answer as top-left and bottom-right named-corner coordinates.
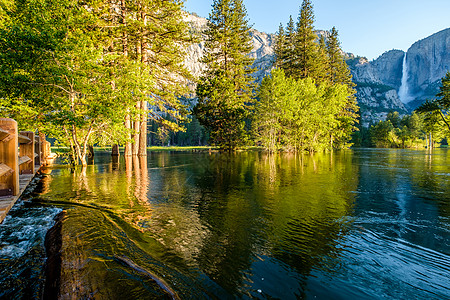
top-left (19, 131), bottom-right (35, 174)
top-left (0, 118), bottom-right (19, 196)
top-left (39, 133), bottom-right (46, 163)
top-left (43, 141), bottom-right (51, 160)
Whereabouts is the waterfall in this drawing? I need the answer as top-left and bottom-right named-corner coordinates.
top-left (398, 52), bottom-right (411, 103)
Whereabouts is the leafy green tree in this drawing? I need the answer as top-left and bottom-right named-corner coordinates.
top-left (325, 26), bottom-right (358, 148)
top-left (386, 111), bottom-right (401, 128)
top-left (0, 0), bottom-right (193, 164)
top-left (416, 71), bottom-right (450, 131)
top-left (253, 68), bottom-right (351, 152)
top-left (253, 69), bottom-right (292, 152)
top-left (370, 120), bottom-right (395, 148)
top-left (0, 0), bottom-right (124, 166)
top-left (194, 0), bottom-right (255, 150)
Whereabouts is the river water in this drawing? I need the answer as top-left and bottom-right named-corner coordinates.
top-left (0, 149), bottom-right (449, 299)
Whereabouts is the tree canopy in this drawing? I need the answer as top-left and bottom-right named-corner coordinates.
top-left (0, 0), bottom-right (193, 165)
top-left (194, 0), bottom-right (255, 150)
top-left (261, 0), bottom-right (358, 151)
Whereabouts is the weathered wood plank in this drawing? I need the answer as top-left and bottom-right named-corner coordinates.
top-left (0, 128), bottom-right (10, 142)
top-left (18, 134), bottom-right (32, 144)
top-left (0, 118), bottom-right (19, 196)
top-left (0, 163), bottom-right (13, 177)
top-left (18, 155), bottom-right (32, 166)
top-left (19, 131), bottom-right (35, 174)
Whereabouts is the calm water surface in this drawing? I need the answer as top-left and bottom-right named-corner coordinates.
top-left (0, 149), bottom-right (449, 299)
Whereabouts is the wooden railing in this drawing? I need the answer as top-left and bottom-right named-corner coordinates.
top-left (0, 118), bottom-right (50, 197)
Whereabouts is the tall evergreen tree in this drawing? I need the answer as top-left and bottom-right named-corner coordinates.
top-left (194, 0), bottom-right (255, 150)
top-left (0, 0), bottom-right (193, 164)
top-left (275, 16), bottom-right (297, 77)
top-left (274, 23), bottom-right (286, 69)
top-left (294, 0), bottom-right (323, 81)
top-left (325, 26), bottom-right (359, 148)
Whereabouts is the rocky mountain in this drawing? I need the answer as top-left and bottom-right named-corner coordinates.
top-left (183, 13), bottom-right (275, 84)
top-left (347, 28), bottom-right (450, 125)
top-left (404, 28), bottom-right (450, 109)
top-left (346, 51), bottom-right (408, 126)
top-left (183, 14), bottom-right (450, 127)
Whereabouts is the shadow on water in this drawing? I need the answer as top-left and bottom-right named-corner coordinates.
top-left (0, 149), bottom-right (449, 299)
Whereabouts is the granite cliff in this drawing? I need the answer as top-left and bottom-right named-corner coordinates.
top-left (347, 28), bottom-right (450, 125)
top-left (183, 14), bottom-right (450, 126)
top-left (183, 13), bottom-right (275, 84)
top-left (346, 50), bottom-right (408, 126)
top-left (404, 28), bottom-right (450, 109)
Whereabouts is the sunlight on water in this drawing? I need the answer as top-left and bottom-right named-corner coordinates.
top-left (0, 149), bottom-right (449, 299)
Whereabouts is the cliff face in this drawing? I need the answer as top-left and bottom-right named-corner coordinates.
top-left (183, 13), bottom-right (450, 126)
top-left (348, 28), bottom-right (450, 125)
top-left (183, 14), bottom-right (275, 84)
top-left (405, 28), bottom-right (450, 108)
top-left (347, 50), bottom-right (408, 126)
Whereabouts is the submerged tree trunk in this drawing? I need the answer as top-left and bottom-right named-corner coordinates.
top-left (139, 100), bottom-right (147, 156)
top-left (133, 101), bottom-right (141, 155)
top-left (125, 112), bottom-right (132, 156)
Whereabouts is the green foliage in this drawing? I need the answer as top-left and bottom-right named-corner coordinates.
top-left (0, 0), bottom-right (192, 165)
top-left (359, 111), bottom-right (448, 149)
top-left (416, 71), bottom-right (450, 131)
top-left (274, 0), bottom-right (326, 82)
top-left (194, 0), bottom-right (255, 150)
top-left (268, 1), bottom-right (358, 151)
top-left (386, 111), bottom-right (401, 128)
top-left (370, 120), bottom-right (395, 148)
top-left (253, 68), bottom-right (351, 152)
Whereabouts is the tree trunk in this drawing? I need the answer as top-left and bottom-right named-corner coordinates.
top-left (112, 144), bottom-right (120, 156)
top-left (125, 113), bottom-right (132, 156)
top-left (429, 132), bottom-right (433, 149)
top-left (133, 101), bottom-right (141, 155)
top-left (139, 100), bottom-right (147, 156)
top-left (138, 5), bottom-right (148, 156)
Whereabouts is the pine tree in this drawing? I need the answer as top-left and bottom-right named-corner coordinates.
top-left (316, 35), bottom-right (330, 84)
top-left (276, 16), bottom-right (297, 77)
top-left (0, 0), bottom-right (193, 164)
top-left (195, 0), bottom-right (255, 150)
top-left (274, 23), bottom-right (286, 69)
top-left (294, 0), bottom-right (322, 81)
top-left (325, 26), bottom-right (359, 148)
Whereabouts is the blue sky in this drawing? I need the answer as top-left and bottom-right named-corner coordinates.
top-left (183, 0), bottom-right (450, 61)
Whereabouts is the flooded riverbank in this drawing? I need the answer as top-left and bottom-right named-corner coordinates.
top-left (0, 149), bottom-right (449, 299)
